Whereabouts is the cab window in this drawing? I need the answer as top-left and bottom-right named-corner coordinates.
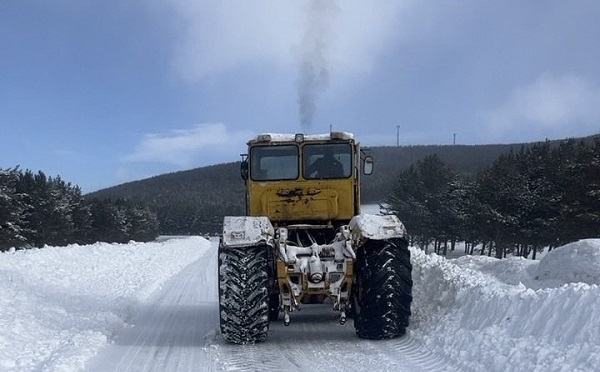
top-left (250, 145), bottom-right (299, 181)
top-left (303, 143), bottom-right (352, 179)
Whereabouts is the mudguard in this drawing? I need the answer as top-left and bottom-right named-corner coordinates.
top-left (348, 213), bottom-right (407, 242)
top-left (221, 216), bottom-right (275, 248)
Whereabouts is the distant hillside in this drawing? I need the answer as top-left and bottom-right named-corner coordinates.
top-left (85, 140), bottom-right (565, 234)
top-left (87, 163), bottom-right (244, 234)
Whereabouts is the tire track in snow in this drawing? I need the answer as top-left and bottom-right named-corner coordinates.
top-left (85, 242), bottom-right (219, 372)
top-left (210, 304), bottom-right (458, 372)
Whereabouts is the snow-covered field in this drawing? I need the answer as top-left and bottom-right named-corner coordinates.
top-left (1, 236), bottom-right (599, 371)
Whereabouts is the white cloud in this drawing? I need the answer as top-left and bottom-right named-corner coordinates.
top-left (164, 0), bottom-right (410, 81)
top-left (124, 123), bottom-right (252, 166)
top-left (481, 74), bottom-right (600, 137)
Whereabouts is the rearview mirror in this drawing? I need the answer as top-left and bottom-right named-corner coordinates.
top-left (241, 161), bottom-right (249, 180)
top-left (363, 155), bottom-right (374, 175)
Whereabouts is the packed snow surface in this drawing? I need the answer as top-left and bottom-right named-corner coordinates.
top-left (1, 237), bottom-right (599, 371)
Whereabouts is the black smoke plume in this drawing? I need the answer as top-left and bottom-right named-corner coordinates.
top-left (297, 0), bottom-right (339, 132)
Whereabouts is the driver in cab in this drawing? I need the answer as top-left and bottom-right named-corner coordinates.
top-left (306, 147), bottom-right (344, 179)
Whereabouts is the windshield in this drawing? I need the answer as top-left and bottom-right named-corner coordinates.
top-left (303, 143), bottom-right (352, 179)
top-left (250, 145), bottom-right (299, 181)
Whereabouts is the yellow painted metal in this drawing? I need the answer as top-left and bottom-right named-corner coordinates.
top-left (276, 260), bottom-right (287, 280)
top-left (248, 179), bottom-right (355, 222)
top-left (245, 138), bottom-right (361, 223)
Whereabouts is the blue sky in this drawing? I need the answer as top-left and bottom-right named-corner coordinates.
top-left (2, 1), bottom-right (600, 192)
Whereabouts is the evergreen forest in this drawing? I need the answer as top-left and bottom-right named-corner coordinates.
top-left (0, 169), bottom-right (159, 251)
top-left (384, 138), bottom-right (600, 259)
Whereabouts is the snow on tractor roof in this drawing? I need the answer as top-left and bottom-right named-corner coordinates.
top-left (249, 131), bottom-right (354, 144)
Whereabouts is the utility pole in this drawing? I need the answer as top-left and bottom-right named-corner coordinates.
top-left (453, 133), bottom-right (456, 145)
top-left (396, 125), bottom-right (400, 146)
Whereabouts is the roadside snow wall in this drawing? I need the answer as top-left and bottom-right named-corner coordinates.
top-left (410, 243), bottom-right (600, 372)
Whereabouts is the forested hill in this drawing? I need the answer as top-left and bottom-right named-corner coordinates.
top-left (87, 162), bottom-right (244, 234)
top-left (86, 142), bottom-right (522, 235)
top-left (362, 143), bottom-right (516, 201)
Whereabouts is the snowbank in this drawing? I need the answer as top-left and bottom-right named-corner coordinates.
top-left (536, 239), bottom-right (600, 285)
top-left (0, 237), bottom-right (210, 372)
top-left (411, 239), bottom-right (600, 372)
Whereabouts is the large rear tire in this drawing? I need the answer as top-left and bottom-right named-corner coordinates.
top-left (353, 238), bottom-right (412, 339)
top-left (218, 244), bottom-right (270, 344)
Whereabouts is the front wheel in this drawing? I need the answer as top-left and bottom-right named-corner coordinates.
top-left (353, 238), bottom-right (412, 339)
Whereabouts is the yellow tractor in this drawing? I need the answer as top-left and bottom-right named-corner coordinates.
top-left (219, 132), bottom-right (412, 344)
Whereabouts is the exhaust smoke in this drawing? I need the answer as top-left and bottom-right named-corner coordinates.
top-left (297, 0), bottom-right (339, 132)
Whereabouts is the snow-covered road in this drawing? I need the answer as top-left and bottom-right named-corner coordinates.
top-left (85, 243), bottom-right (219, 372)
top-left (85, 239), bottom-right (455, 372)
top-left (2, 236), bottom-right (599, 371)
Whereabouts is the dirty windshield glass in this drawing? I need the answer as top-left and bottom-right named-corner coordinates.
top-left (250, 145), bottom-right (299, 181)
top-left (303, 143), bottom-right (352, 179)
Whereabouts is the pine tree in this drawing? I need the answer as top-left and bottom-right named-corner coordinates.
top-left (89, 198), bottom-right (130, 243)
top-left (126, 203), bottom-right (160, 242)
top-left (385, 155), bottom-right (462, 251)
top-left (558, 138), bottom-right (600, 244)
top-left (0, 168), bottom-right (28, 250)
top-left (474, 151), bottom-right (525, 258)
